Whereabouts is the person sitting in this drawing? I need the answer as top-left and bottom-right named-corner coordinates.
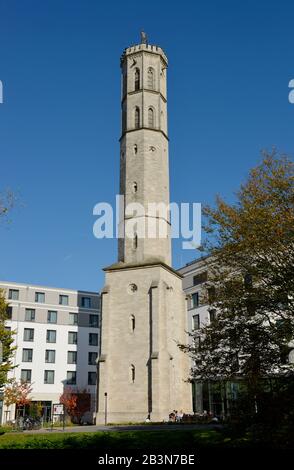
top-left (168, 411), bottom-right (176, 422)
top-left (176, 410), bottom-right (184, 422)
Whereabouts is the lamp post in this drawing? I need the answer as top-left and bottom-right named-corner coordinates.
top-left (104, 392), bottom-right (107, 426)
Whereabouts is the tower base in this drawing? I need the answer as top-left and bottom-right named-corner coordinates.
top-left (96, 262), bottom-right (193, 424)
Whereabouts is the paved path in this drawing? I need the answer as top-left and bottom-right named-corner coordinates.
top-left (23, 423), bottom-right (222, 434)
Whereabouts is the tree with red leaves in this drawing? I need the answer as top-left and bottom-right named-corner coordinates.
top-left (59, 388), bottom-right (91, 424)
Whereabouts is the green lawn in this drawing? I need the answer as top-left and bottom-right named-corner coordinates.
top-left (0, 428), bottom-right (291, 450)
top-left (0, 429), bottom-right (236, 449)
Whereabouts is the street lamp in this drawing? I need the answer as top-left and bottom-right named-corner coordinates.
top-left (104, 392), bottom-right (107, 426)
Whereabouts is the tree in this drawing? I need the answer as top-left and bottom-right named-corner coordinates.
top-left (180, 151), bottom-right (294, 413)
top-left (3, 379), bottom-right (33, 419)
top-left (59, 388), bottom-right (91, 424)
top-left (0, 289), bottom-right (16, 388)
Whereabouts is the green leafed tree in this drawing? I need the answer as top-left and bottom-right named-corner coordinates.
top-left (180, 150), bottom-right (294, 410)
top-left (0, 289), bottom-right (16, 388)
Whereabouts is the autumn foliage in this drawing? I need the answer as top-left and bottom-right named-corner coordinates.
top-left (4, 379), bottom-right (33, 408)
top-left (181, 151), bottom-right (294, 402)
top-left (59, 388), bottom-right (91, 423)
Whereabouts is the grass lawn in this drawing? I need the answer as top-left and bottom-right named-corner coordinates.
top-left (0, 429), bottom-right (245, 449)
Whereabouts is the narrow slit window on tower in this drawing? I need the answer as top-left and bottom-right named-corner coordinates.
top-left (130, 314), bottom-right (135, 332)
top-left (134, 68), bottom-right (140, 91)
top-left (133, 233), bottom-right (138, 249)
top-left (132, 182), bottom-right (138, 193)
top-left (134, 107), bottom-right (140, 129)
top-left (147, 67), bottom-right (155, 89)
top-left (131, 364), bottom-right (135, 383)
top-left (148, 107), bottom-right (154, 128)
top-left (133, 144), bottom-right (138, 154)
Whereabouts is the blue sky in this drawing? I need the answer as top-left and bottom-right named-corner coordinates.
top-left (0, 0), bottom-right (293, 292)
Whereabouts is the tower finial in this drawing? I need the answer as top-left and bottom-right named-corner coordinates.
top-left (140, 31), bottom-right (147, 44)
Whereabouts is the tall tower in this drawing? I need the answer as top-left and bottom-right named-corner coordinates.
top-left (96, 35), bottom-right (192, 423)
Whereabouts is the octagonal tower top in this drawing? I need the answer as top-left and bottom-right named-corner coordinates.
top-left (120, 32), bottom-right (168, 67)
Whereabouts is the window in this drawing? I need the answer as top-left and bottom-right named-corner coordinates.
top-left (22, 348), bottom-right (33, 362)
top-left (134, 107), bottom-right (140, 129)
top-left (6, 306), bottom-right (12, 319)
top-left (67, 351), bottom-right (77, 364)
top-left (192, 314), bottom-right (200, 330)
top-left (88, 372), bottom-right (96, 386)
top-left (81, 296), bottom-right (91, 308)
top-left (193, 272), bottom-right (208, 286)
top-left (130, 314), bottom-right (135, 332)
top-left (44, 370), bottom-right (54, 384)
top-left (244, 273), bottom-right (253, 290)
top-left (35, 292), bottom-right (45, 303)
top-left (193, 337), bottom-right (201, 348)
top-left (69, 313), bottom-right (78, 325)
top-left (47, 310), bottom-right (57, 324)
top-left (66, 371), bottom-right (76, 385)
top-left (8, 289), bottom-right (19, 300)
top-left (130, 364), bottom-right (135, 383)
top-left (59, 295), bottom-right (69, 306)
top-left (134, 68), bottom-right (140, 90)
top-left (191, 292), bottom-right (199, 308)
top-left (23, 328), bottom-right (34, 342)
top-left (133, 233), bottom-right (138, 250)
top-left (89, 333), bottom-right (98, 346)
top-left (147, 67), bottom-right (155, 89)
top-left (88, 352), bottom-right (98, 365)
top-left (68, 331), bottom-right (78, 344)
top-left (21, 369), bottom-right (32, 383)
top-left (207, 286), bottom-right (216, 303)
top-left (209, 309), bottom-right (216, 323)
top-left (132, 182), bottom-right (138, 193)
top-left (46, 330), bottom-right (56, 343)
top-left (89, 314), bottom-right (98, 328)
top-left (45, 349), bottom-right (56, 363)
top-left (25, 309), bottom-right (35, 322)
top-left (148, 107), bottom-right (154, 127)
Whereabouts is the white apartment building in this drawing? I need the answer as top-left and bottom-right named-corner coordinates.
top-left (0, 281), bottom-right (100, 425)
top-left (178, 258), bottom-right (212, 414)
top-left (179, 258), bottom-right (294, 416)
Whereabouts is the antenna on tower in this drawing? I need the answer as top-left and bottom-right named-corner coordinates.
top-left (140, 30), bottom-right (148, 44)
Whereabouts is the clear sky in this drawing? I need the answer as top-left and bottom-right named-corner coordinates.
top-left (0, 0), bottom-right (293, 292)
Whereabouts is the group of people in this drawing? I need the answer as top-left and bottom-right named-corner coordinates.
top-left (144, 409), bottom-right (220, 424)
top-left (168, 409), bottom-right (184, 422)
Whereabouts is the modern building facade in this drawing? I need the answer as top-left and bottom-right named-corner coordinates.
top-left (180, 258), bottom-right (244, 416)
top-left (96, 36), bottom-right (192, 423)
top-left (179, 257), bottom-right (294, 417)
top-left (0, 281), bottom-right (100, 425)
top-left (178, 258), bottom-right (213, 414)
